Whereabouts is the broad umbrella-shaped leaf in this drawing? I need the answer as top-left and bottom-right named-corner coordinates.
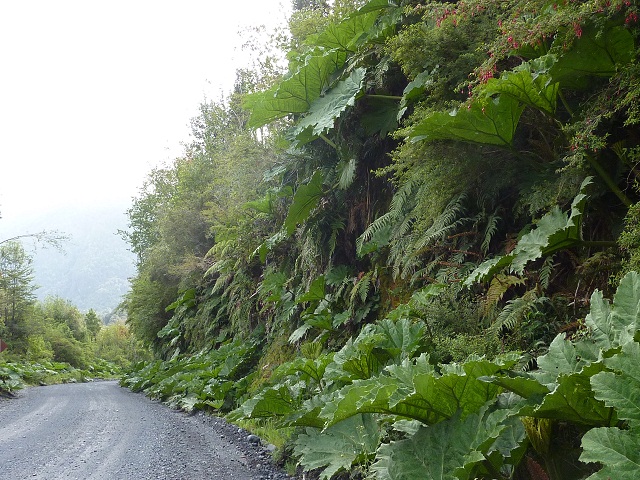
top-left (244, 48), bottom-right (349, 128)
top-left (294, 414), bottom-right (381, 480)
top-left (361, 96), bottom-right (400, 137)
top-left (585, 271), bottom-right (640, 349)
top-left (484, 56), bottom-right (558, 114)
top-left (409, 95), bottom-right (524, 147)
top-left (465, 177), bottom-right (590, 285)
top-left (536, 334), bottom-right (600, 377)
top-left (352, 0), bottom-right (392, 15)
top-left (483, 371), bottom-right (550, 399)
top-left (609, 271), bottom-right (640, 346)
top-left (320, 354), bottom-right (518, 427)
top-left (320, 356), bottom-right (430, 425)
top-left (284, 170), bottom-right (324, 235)
top-left (244, 0), bottom-right (388, 128)
top-left (309, 6), bottom-right (382, 51)
top-left (580, 427), bottom-right (640, 480)
top-left (292, 68), bottom-right (366, 146)
top-left (529, 365), bottom-right (613, 426)
top-left (550, 24), bottom-right (635, 89)
top-left (376, 318), bottom-right (426, 362)
top-left (371, 407), bottom-right (515, 480)
top-left (239, 381), bottom-right (301, 418)
top-left (592, 341), bottom-right (640, 425)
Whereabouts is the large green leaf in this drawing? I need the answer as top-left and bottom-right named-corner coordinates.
top-left (272, 353), bottom-right (335, 387)
top-left (244, 49), bottom-right (349, 128)
top-left (465, 177), bottom-right (591, 285)
top-left (376, 318), bottom-right (426, 362)
top-left (292, 68), bottom-right (366, 146)
top-left (483, 56), bottom-right (558, 115)
top-left (609, 271), bottom-right (640, 346)
top-left (409, 95), bottom-right (524, 147)
top-left (321, 354), bottom-right (518, 427)
top-left (284, 170), bottom-right (325, 235)
top-left (492, 273), bottom-right (640, 427)
top-left (297, 276), bottom-right (327, 304)
top-left (580, 341), bottom-right (640, 479)
top-left (361, 96), bottom-right (400, 137)
top-left (536, 334), bottom-right (600, 377)
top-left (239, 381), bottom-right (302, 418)
top-left (482, 371), bottom-right (550, 400)
top-left (371, 406), bottom-right (514, 480)
top-left (580, 427), bottom-right (640, 480)
top-left (320, 358), bottom-right (428, 425)
top-left (244, 0), bottom-right (388, 129)
top-left (294, 414), bottom-right (381, 480)
top-left (350, 0), bottom-right (392, 16)
top-left (324, 331), bottom-right (391, 383)
top-left (529, 365), bottom-right (613, 426)
top-left (322, 319), bottom-right (427, 384)
top-left (308, 5), bottom-right (382, 51)
top-left (585, 271), bottom-right (640, 349)
top-left (550, 23), bottom-right (635, 89)
top-left (592, 341), bottom-right (640, 425)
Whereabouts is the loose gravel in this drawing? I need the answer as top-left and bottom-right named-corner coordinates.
top-left (0, 380), bottom-right (297, 480)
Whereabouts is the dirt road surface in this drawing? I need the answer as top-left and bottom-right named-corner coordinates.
top-left (0, 381), bottom-right (292, 479)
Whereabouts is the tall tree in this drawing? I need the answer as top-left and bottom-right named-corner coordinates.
top-left (0, 241), bottom-right (37, 340)
top-left (84, 309), bottom-right (102, 340)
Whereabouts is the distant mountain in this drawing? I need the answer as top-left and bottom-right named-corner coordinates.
top-left (1, 203), bottom-right (137, 315)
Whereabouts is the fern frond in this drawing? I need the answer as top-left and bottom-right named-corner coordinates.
top-left (412, 194), bottom-right (469, 252)
top-left (481, 211), bottom-right (501, 255)
top-left (539, 255), bottom-right (556, 290)
top-left (484, 274), bottom-right (525, 314)
top-left (350, 270), bottom-right (377, 305)
top-left (493, 290), bottom-right (547, 334)
top-left (328, 217), bottom-right (346, 259)
top-left (357, 211), bottom-right (400, 253)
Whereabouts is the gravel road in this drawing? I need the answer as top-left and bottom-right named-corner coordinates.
top-left (0, 381), bottom-right (294, 480)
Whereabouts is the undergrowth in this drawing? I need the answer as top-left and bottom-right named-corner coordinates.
top-left (120, 272), bottom-right (640, 479)
top-left (0, 358), bottom-right (121, 396)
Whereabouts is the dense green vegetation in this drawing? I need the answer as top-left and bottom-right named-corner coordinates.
top-left (0, 238), bottom-right (148, 395)
top-left (123, 0), bottom-right (640, 478)
top-left (1, 205), bottom-right (137, 314)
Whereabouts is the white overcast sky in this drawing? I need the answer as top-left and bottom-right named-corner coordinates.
top-left (0, 0), bottom-right (289, 221)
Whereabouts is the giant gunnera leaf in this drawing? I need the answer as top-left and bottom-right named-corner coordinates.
top-left (549, 23), bottom-right (635, 89)
top-left (306, 3), bottom-right (382, 51)
top-left (578, 292), bottom-right (640, 479)
top-left (284, 170), bottom-right (324, 235)
top-left (294, 414), bottom-right (381, 480)
top-left (580, 427), bottom-right (640, 480)
top-left (244, 1), bottom-right (386, 128)
top-left (483, 56), bottom-right (558, 115)
top-left (409, 95), bottom-right (524, 147)
top-left (591, 340), bottom-right (640, 426)
top-left (371, 406), bottom-right (518, 480)
top-left (292, 68), bottom-right (366, 146)
top-left (320, 353), bottom-right (519, 427)
top-left (244, 49), bottom-right (349, 128)
top-left (465, 177), bottom-right (590, 285)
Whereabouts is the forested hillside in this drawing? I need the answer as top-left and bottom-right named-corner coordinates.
top-left (1, 204), bottom-right (136, 314)
top-left (119, 1), bottom-right (640, 478)
top-left (1, 218), bottom-right (146, 393)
